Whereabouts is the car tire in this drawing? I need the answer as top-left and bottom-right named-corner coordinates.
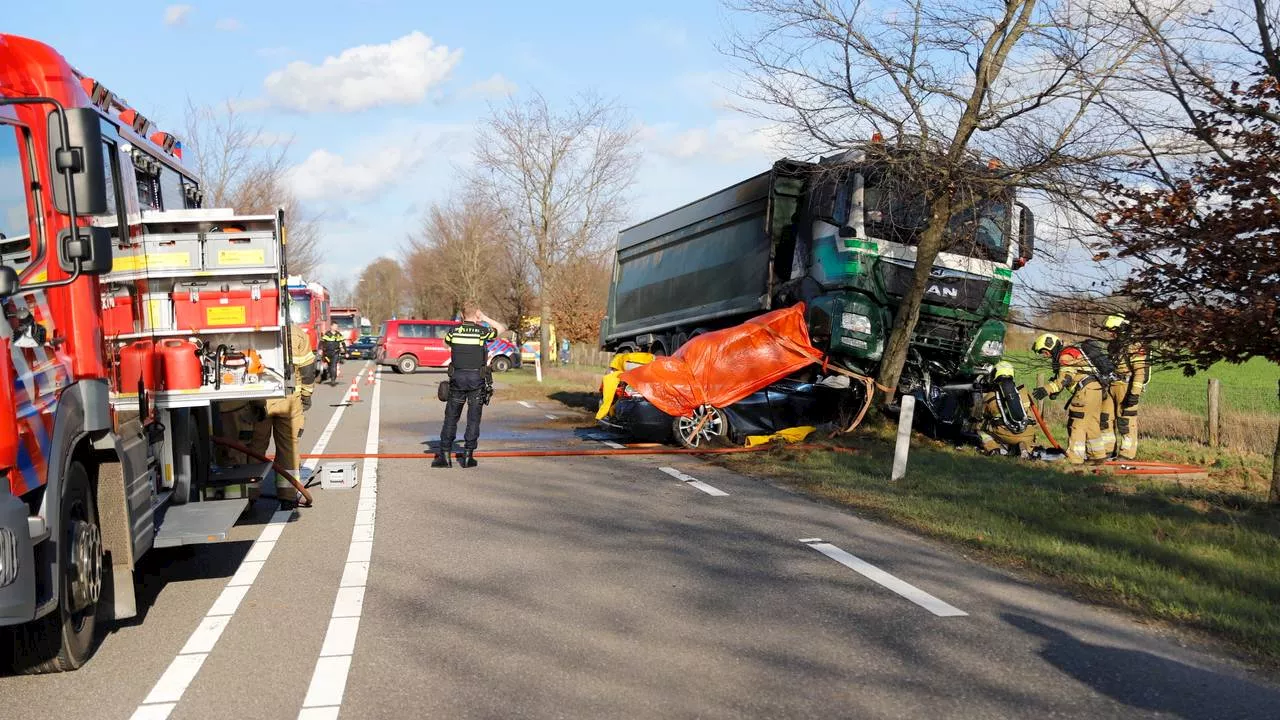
top-left (397, 355), bottom-right (418, 374)
top-left (672, 405), bottom-right (730, 449)
top-left (490, 355), bottom-right (512, 373)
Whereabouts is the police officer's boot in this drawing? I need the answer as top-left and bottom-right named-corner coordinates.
top-left (457, 449), bottom-right (478, 469)
top-left (431, 446), bottom-right (453, 468)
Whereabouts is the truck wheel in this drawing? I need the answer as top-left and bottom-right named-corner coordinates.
top-left (397, 355), bottom-right (418, 374)
top-left (490, 355), bottom-right (512, 373)
top-left (672, 406), bottom-right (729, 449)
top-left (8, 461), bottom-right (102, 673)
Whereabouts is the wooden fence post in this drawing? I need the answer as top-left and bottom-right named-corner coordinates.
top-left (1207, 378), bottom-right (1221, 448)
top-left (1270, 379), bottom-right (1279, 504)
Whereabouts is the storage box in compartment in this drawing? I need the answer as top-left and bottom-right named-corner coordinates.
top-left (142, 292), bottom-right (176, 331)
top-left (203, 230), bottom-right (278, 270)
top-left (173, 280), bottom-right (280, 330)
top-left (112, 233), bottom-right (203, 274)
top-left (101, 286), bottom-right (135, 336)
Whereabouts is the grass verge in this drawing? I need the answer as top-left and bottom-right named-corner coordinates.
top-left (717, 424), bottom-right (1280, 666)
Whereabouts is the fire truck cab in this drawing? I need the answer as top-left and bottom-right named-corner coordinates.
top-left (0, 34), bottom-right (297, 673)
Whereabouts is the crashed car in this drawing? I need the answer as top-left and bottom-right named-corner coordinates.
top-left (600, 373), bottom-right (856, 448)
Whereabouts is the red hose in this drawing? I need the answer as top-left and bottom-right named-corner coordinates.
top-left (301, 446), bottom-right (773, 460)
top-left (211, 436), bottom-right (314, 507)
top-left (1029, 401), bottom-right (1063, 451)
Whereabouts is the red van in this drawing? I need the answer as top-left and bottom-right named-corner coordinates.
top-left (376, 319), bottom-right (523, 374)
top-left (376, 319), bottom-right (458, 374)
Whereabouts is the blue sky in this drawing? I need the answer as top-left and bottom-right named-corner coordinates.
top-left (8, 1), bottom-right (785, 287)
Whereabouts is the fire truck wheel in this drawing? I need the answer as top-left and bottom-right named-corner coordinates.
top-left (8, 461), bottom-right (101, 673)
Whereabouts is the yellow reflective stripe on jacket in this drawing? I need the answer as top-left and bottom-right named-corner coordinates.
top-left (445, 325), bottom-right (496, 345)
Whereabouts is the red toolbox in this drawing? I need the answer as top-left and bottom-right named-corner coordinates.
top-left (101, 286), bottom-right (135, 336)
top-left (173, 280), bottom-right (279, 330)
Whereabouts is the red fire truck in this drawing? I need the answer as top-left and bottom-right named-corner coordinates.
top-left (286, 276), bottom-right (330, 353)
top-left (329, 306), bottom-right (361, 345)
top-left (0, 34), bottom-right (300, 672)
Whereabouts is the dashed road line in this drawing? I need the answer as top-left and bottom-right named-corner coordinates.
top-left (659, 466), bottom-right (730, 497)
top-left (800, 539), bottom-right (968, 617)
top-left (299, 366), bottom-right (383, 719)
top-left (545, 414), bottom-right (559, 420)
top-left (602, 440), bottom-right (625, 449)
top-left (518, 400), bottom-right (534, 408)
top-left (129, 364), bottom-right (370, 720)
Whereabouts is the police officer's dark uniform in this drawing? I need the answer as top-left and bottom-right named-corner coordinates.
top-left (433, 321), bottom-right (497, 468)
top-left (319, 329), bottom-right (346, 384)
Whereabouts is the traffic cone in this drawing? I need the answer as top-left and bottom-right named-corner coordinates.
top-left (366, 370), bottom-right (375, 386)
top-left (347, 383), bottom-right (361, 403)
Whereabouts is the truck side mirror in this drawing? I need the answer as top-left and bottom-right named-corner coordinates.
top-left (1017, 203), bottom-right (1035, 264)
top-left (0, 267), bottom-right (18, 297)
top-left (47, 108), bottom-right (108, 216)
top-left (57, 226), bottom-right (113, 274)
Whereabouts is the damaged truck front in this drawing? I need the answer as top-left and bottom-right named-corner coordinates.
top-left (601, 151), bottom-right (1036, 427)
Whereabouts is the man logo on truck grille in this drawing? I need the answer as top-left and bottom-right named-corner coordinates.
top-left (926, 284), bottom-right (959, 299)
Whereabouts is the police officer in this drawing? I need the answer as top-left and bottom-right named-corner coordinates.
top-left (433, 309), bottom-right (497, 468)
top-left (249, 326), bottom-right (317, 503)
top-left (1105, 314), bottom-right (1149, 459)
top-left (318, 323), bottom-right (346, 385)
top-left (974, 361), bottom-right (1039, 457)
top-left (1031, 333), bottom-right (1110, 464)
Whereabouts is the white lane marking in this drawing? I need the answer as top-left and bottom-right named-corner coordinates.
top-left (299, 366), bottom-right (382, 717)
top-left (659, 466), bottom-right (730, 497)
top-left (545, 413), bottom-right (558, 420)
top-left (802, 541), bottom-right (968, 618)
top-left (142, 653), bottom-right (207, 705)
top-left (130, 363), bottom-right (369, 720)
top-left (519, 400), bottom-right (533, 408)
top-left (602, 440), bottom-right (625, 449)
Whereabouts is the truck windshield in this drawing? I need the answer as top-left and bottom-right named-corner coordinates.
top-left (332, 315), bottom-right (356, 330)
top-left (0, 124), bottom-right (32, 270)
top-left (864, 184), bottom-right (1010, 263)
top-left (288, 293), bottom-right (312, 323)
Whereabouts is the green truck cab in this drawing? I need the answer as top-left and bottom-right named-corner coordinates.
top-left (602, 151), bottom-right (1034, 426)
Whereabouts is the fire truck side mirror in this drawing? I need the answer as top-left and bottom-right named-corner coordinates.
top-left (46, 108), bottom-right (108, 217)
top-left (57, 226), bottom-right (113, 275)
top-left (1017, 203), bottom-right (1035, 263)
top-left (0, 267), bottom-right (18, 297)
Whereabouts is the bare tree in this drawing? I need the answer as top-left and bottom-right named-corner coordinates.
top-left (183, 99), bottom-right (320, 276)
top-left (353, 258), bottom-right (405, 328)
top-left (549, 251), bottom-right (612, 344)
top-left (472, 91), bottom-right (639, 362)
top-left (725, 0), bottom-right (1165, 401)
top-left (405, 191), bottom-right (504, 316)
top-left (326, 276), bottom-right (354, 307)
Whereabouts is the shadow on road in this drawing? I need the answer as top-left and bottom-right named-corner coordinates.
top-left (1004, 613), bottom-right (1280, 719)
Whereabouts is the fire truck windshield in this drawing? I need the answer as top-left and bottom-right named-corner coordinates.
top-left (288, 294), bottom-right (312, 323)
top-left (0, 125), bottom-right (31, 262)
top-left (332, 315), bottom-right (356, 330)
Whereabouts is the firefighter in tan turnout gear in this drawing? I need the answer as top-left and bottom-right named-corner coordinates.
top-left (1031, 333), bottom-right (1113, 464)
top-left (248, 326), bottom-right (317, 502)
top-left (1105, 314), bottom-right (1149, 459)
top-left (975, 361), bottom-right (1039, 457)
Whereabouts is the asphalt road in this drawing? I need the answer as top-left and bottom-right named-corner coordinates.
top-left (3, 363), bottom-right (1279, 719)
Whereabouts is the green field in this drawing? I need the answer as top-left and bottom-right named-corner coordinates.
top-left (1003, 353), bottom-right (1279, 416)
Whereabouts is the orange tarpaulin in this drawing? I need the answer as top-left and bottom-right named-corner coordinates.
top-left (619, 304), bottom-right (822, 418)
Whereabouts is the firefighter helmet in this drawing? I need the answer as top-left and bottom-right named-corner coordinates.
top-left (992, 361), bottom-right (1016, 380)
top-left (1032, 333), bottom-right (1062, 356)
top-left (1104, 314), bottom-right (1129, 330)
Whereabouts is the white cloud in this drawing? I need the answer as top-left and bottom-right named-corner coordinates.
top-left (215, 17), bottom-right (242, 31)
top-left (639, 116), bottom-right (787, 164)
top-left (637, 20), bottom-right (689, 50)
top-left (287, 124), bottom-right (473, 203)
top-left (262, 31), bottom-right (462, 113)
top-left (464, 73), bottom-right (518, 99)
top-left (163, 4), bottom-right (193, 26)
